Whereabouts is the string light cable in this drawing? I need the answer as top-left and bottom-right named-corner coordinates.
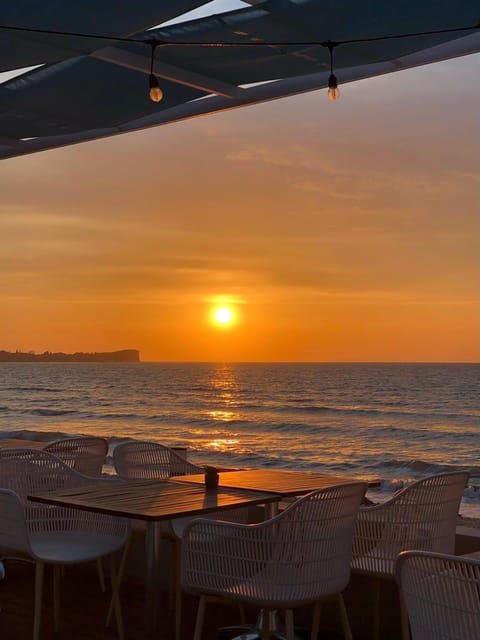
top-left (326, 40), bottom-right (339, 100)
top-left (0, 21), bottom-right (478, 101)
top-left (147, 39), bottom-right (163, 102)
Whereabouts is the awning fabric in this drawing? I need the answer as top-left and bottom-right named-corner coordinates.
top-left (1, 0), bottom-right (478, 159)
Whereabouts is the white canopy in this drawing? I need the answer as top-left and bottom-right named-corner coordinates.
top-left (0, 0), bottom-right (478, 159)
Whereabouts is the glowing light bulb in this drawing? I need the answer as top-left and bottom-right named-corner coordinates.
top-left (328, 73), bottom-right (340, 100)
top-left (148, 73), bottom-right (163, 103)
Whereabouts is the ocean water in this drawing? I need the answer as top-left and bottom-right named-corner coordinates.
top-left (0, 362), bottom-right (479, 515)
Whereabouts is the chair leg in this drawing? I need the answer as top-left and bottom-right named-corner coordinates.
top-left (169, 539), bottom-right (177, 609)
top-left (261, 608), bottom-right (270, 640)
top-left (285, 609), bottom-right (295, 640)
top-left (109, 554), bottom-right (124, 640)
top-left (53, 564), bottom-right (61, 632)
top-left (97, 557), bottom-right (106, 592)
top-left (311, 601), bottom-right (322, 640)
top-left (33, 562), bottom-right (45, 640)
top-left (398, 583), bottom-right (410, 640)
top-left (174, 540), bottom-right (182, 640)
top-left (105, 532), bottom-right (132, 627)
top-left (373, 578), bottom-right (381, 640)
top-left (239, 602), bottom-right (246, 625)
top-left (193, 595), bottom-right (207, 640)
top-left (337, 593), bottom-right (352, 640)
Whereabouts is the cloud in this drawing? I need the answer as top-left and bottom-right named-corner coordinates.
top-left (226, 142), bottom-right (347, 175)
top-left (289, 179), bottom-right (364, 200)
top-left (449, 170), bottom-right (480, 184)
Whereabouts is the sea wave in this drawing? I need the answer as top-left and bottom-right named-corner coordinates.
top-left (272, 404), bottom-right (480, 420)
top-left (25, 408), bottom-right (78, 417)
top-left (371, 478), bottom-right (480, 504)
top-left (1, 429), bottom-right (76, 442)
top-left (2, 386), bottom-right (62, 393)
top-left (1, 429), bottom-right (479, 509)
top-left (369, 457), bottom-right (480, 476)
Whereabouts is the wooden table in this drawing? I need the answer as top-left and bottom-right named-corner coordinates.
top-left (173, 468), bottom-right (380, 497)
top-left (28, 479), bottom-right (279, 639)
top-left (173, 469), bottom-right (379, 521)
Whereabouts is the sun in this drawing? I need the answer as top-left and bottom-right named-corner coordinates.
top-left (212, 306), bottom-right (235, 328)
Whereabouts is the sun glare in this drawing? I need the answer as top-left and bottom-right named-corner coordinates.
top-left (212, 306), bottom-right (235, 328)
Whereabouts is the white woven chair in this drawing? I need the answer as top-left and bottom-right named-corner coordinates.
top-left (44, 436), bottom-right (108, 476)
top-left (44, 437), bottom-right (110, 592)
top-left (182, 481), bottom-right (368, 640)
top-left (396, 550), bottom-right (480, 640)
top-left (112, 440), bottom-right (249, 640)
top-left (0, 448), bottom-right (129, 640)
top-left (352, 471), bottom-right (469, 640)
top-left (113, 439), bottom-right (202, 480)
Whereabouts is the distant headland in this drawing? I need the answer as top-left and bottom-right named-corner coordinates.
top-left (0, 349), bottom-right (140, 363)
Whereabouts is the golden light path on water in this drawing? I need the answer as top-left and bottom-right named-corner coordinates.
top-left (208, 438), bottom-right (241, 452)
top-left (208, 410), bottom-right (236, 421)
top-left (204, 410), bottom-right (242, 452)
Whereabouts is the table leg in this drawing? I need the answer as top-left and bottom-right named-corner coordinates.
top-left (145, 521), bottom-right (163, 639)
top-left (265, 499), bottom-right (280, 519)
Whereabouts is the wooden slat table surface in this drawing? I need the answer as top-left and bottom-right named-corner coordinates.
top-left (28, 478), bottom-right (279, 521)
top-left (173, 468), bottom-right (380, 496)
top-left (0, 438), bottom-right (47, 449)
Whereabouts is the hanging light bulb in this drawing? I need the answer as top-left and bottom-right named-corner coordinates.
top-left (328, 73), bottom-right (340, 100)
top-left (147, 40), bottom-right (163, 103)
top-left (149, 73), bottom-right (163, 102)
top-left (326, 41), bottom-right (340, 101)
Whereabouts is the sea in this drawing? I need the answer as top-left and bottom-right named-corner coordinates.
top-left (0, 362), bottom-right (479, 516)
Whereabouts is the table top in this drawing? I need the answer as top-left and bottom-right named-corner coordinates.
top-left (0, 438), bottom-right (47, 449)
top-left (28, 478), bottom-right (279, 521)
top-left (173, 468), bottom-right (379, 496)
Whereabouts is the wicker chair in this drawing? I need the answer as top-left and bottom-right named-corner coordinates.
top-left (113, 439), bottom-right (201, 480)
top-left (0, 448), bottom-right (128, 640)
top-left (44, 436), bottom-right (108, 476)
top-left (44, 437), bottom-right (110, 592)
top-left (352, 471), bottom-right (469, 640)
top-left (112, 440), bottom-right (248, 640)
top-left (396, 550), bottom-right (480, 640)
top-left (182, 481), bottom-right (367, 640)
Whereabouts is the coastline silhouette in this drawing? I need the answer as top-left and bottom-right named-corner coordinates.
top-left (0, 349), bottom-right (140, 363)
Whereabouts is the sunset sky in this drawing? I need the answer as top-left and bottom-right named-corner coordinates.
top-left (1, 9), bottom-right (479, 362)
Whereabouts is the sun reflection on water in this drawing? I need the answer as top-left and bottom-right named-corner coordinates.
top-left (208, 410), bottom-right (236, 421)
top-left (208, 438), bottom-right (241, 452)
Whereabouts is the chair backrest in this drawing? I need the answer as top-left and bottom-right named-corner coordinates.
top-left (396, 550), bottom-right (480, 640)
top-left (183, 481), bottom-right (367, 605)
top-left (386, 472), bottom-right (468, 550)
top-left (44, 436), bottom-right (108, 476)
top-left (113, 440), bottom-right (202, 480)
top-left (271, 481), bottom-right (367, 601)
top-left (353, 471), bottom-right (469, 576)
top-left (0, 448), bottom-right (85, 502)
top-left (0, 448), bottom-right (127, 538)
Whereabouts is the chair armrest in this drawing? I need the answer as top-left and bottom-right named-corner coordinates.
top-left (181, 518), bottom-right (272, 593)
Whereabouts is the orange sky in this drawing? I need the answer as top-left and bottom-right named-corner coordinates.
top-left (1, 55), bottom-right (479, 362)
